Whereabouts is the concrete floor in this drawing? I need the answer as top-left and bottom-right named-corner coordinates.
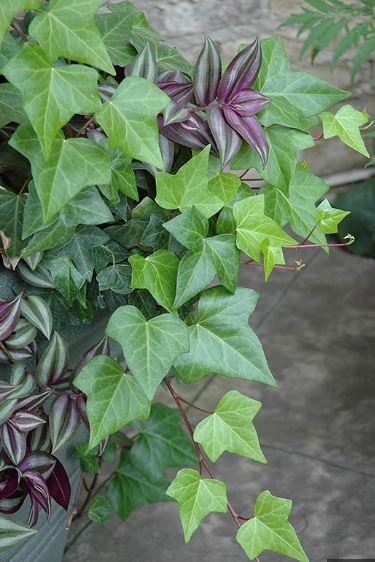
top-left (63, 247), bottom-right (375, 562)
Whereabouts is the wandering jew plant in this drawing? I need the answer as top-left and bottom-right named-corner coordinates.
top-left (0, 0), bottom-right (369, 559)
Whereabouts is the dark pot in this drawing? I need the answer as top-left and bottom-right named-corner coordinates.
top-left (0, 266), bottom-right (107, 562)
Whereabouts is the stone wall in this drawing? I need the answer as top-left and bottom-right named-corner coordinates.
top-left (108, 0), bottom-right (375, 177)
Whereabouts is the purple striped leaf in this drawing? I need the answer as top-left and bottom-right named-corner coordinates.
top-left (0, 293), bottom-right (22, 342)
top-left (19, 453), bottom-right (56, 479)
top-left (217, 37), bottom-right (261, 103)
top-left (206, 105), bottom-right (242, 168)
top-left (0, 491), bottom-right (26, 514)
top-left (46, 457), bottom-right (71, 511)
top-left (193, 35), bottom-right (222, 106)
top-left (129, 42), bottom-right (158, 82)
top-left (71, 337), bottom-right (109, 379)
top-left (0, 424), bottom-right (27, 465)
top-left (23, 470), bottom-right (51, 520)
top-left (35, 332), bottom-right (69, 386)
top-left (15, 390), bottom-right (52, 413)
top-left (8, 411), bottom-right (45, 433)
top-left (49, 395), bottom-right (80, 453)
top-left (228, 89), bottom-right (270, 116)
top-left (223, 106), bottom-right (269, 166)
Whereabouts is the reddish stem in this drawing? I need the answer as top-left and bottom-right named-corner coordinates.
top-left (286, 241), bottom-right (351, 250)
top-left (64, 124), bottom-right (74, 138)
top-left (177, 395), bottom-right (212, 414)
top-left (164, 378), bottom-right (244, 529)
top-left (11, 20), bottom-right (28, 43)
top-left (301, 221), bottom-right (319, 245)
top-left (241, 260), bottom-right (299, 272)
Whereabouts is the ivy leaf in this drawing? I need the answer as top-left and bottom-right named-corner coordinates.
top-left (232, 126), bottom-right (315, 195)
top-left (108, 455), bottom-right (170, 521)
top-left (29, 0), bottom-right (115, 74)
top-left (0, 0), bottom-right (40, 48)
top-left (97, 264), bottom-right (133, 295)
top-left (174, 234), bottom-right (240, 307)
top-left (0, 83), bottom-right (25, 128)
top-left (156, 147), bottom-right (223, 218)
top-left (4, 44), bottom-right (102, 159)
top-left (316, 199), bottom-right (350, 234)
top-left (95, 2), bottom-right (137, 66)
top-left (256, 36), bottom-right (349, 130)
top-left (173, 286), bottom-right (275, 386)
top-left (234, 195), bottom-right (297, 263)
top-left (129, 249), bottom-right (179, 313)
top-left (0, 34), bottom-right (21, 74)
top-left (0, 188), bottom-right (25, 258)
top-left (10, 123), bottom-right (112, 221)
top-left (129, 404), bottom-right (197, 478)
top-left (320, 105), bottom-right (370, 157)
top-left (163, 207), bottom-right (209, 249)
top-left (166, 469), bottom-right (227, 542)
top-left (105, 149), bottom-right (138, 204)
top-left (106, 305), bottom-right (189, 399)
top-left (88, 496), bottom-right (113, 523)
top-left (261, 240), bottom-right (286, 282)
top-left (263, 164), bottom-right (328, 247)
top-left (208, 173), bottom-right (241, 206)
top-left (44, 256), bottom-right (85, 305)
top-left (194, 390), bottom-right (266, 463)
top-left (236, 490), bottom-right (309, 562)
top-left (53, 226), bottom-right (109, 282)
top-left (0, 514), bottom-right (37, 550)
top-left (96, 76), bottom-right (169, 169)
top-left (74, 355), bottom-right (151, 449)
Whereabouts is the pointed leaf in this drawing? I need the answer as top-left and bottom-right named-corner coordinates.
top-left (174, 286), bottom-right (275, 386)
top-left (29, 0), bottom-right (114, 74)
top-left (4, 44), bottom-right (102, 159)
top-left (166, 469), bottom-right (227, 542)
top-left (156, 147), bottom-right (223, 217)
top-left (49, 394), bottom-right (79, 453)
top-left (129, 250), bottom-right (179, 313)
top-left (0, 0), bottom-right (40, 48)
top-left (20, 296), bottom-right (52, 339)
top-left (236, 490), bottom-right (309, 562)
top-left (320, 105), bottom-right (370, 157)
top-left (35, 332), bottom-right (69, 386)
top-left (208, 173), bottom-right (241, 206)
top-left (0, 514), bottom-right (37, 550)
top-left (163, 206), bottom-right (209, 249)
top-left (96, 76), bottom-right (169, 169)
top-left (316, 199), bottom-right (350, 234)
top-left (106, 306), bottom-right (189, 399)
top-left (74, 356), bottom-right (151, 449)
top-left (10, 123), bottom-right (112, 222)
top-left (194, 390), bottom-right (266, 463)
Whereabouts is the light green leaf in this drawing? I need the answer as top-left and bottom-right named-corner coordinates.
top-left (163, 206), bottom-right (209, 249)
top-left (234, 195), bottom-right (297, 262)
top-left (24, 223), bottom-right (75, 258)
top-left (174, 234), bottom-right (240, 307)
top-left (29, 0), bottom-right (115, 74)
top-left (129, 249), bottom-right (179, 313)
top-left (208, 172), bottom-right (241, 206)
top-left (261, 240), bottom-right (285, 281)
top-left (0, 34), bottom-right (22, 75)
top-left (108, 149), bottom-right (138, 202)
top-left (0, 188), bottom-right (25, 258)
top-left (166, 469), bottom-right (227, 542)
top-left (263, 164), bottom-right (328, 248)
top-left (74, 355), bottom-right (151, 449)
top-left (232, 126), bottom-right (315, 195)
top-left (95, 2), bottom-right (137, 66)
top-left (174, 286), bottom-right (275, 386)
top-left (0, 0), bottom-right (40, 48)
top-left (320, 105), bottom-right (370, 157)
top-left (156, 147), bottom-right (223, 217)
top-left (256, 36), bottom-right (349, 130)
top-left (10, 123), bottom-right (112, 221)
top-left (106, 305), bottom-right (189, 399)
top-left (0, 83), bottom-right (25, 128)
top-left (236, 490), bottom-right (309, 562)
top-left (316, 199), bottom-right (350, 234)
top-left (4, 44), bottom-right (102, 159)
top-left (0, 514), bottom-right (37, 550)
top-left (96, 76), bottom-right (169, 169)
top-left (194, 390), bottom-right (266, 463)
top-left (129, 404), bottom-right (197, 478)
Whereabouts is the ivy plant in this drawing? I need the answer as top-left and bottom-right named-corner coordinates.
top-left (0, 0), bottom-right (368, 559)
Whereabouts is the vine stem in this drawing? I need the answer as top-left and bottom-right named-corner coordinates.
top-left (241, 260), bottom-right (300, 272)
top-left (75, 115), bottom-right (95, 137)
top-left (286, 241), bottom-right (351, 250)
top-left (11, 20), bottom-right (28, 43)
top-left (164, 378), bottom-right (245, 530)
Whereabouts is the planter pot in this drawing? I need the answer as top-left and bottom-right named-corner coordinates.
top-left (0, 266), bottom-right (107, 562)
